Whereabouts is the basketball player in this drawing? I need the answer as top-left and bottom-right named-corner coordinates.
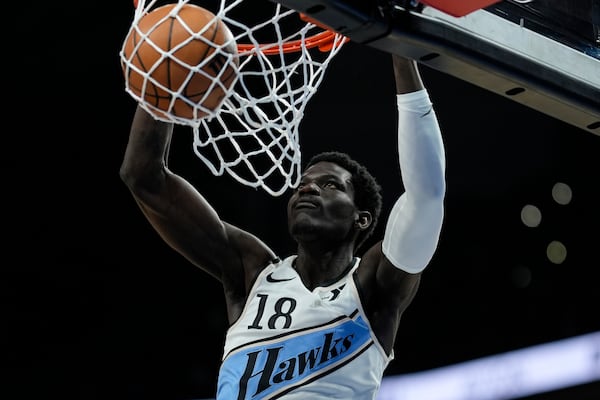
top-left (120, 54), bottom-right (446, 399)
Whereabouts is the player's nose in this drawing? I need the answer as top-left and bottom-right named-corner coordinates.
top-left (297, 181), bottom-right (320, 195)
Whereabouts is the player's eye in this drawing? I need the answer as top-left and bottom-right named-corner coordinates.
top-left (323, 180), bottom-right (339, 189)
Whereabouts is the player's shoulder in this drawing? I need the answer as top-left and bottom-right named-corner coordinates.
top-left (354, 241), bottom-right (384, 287)
top-left (357, 240), bottom-right (385, 269)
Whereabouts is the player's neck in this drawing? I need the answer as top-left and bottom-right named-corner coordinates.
top-left (293, 248), bottom-right (355, 290)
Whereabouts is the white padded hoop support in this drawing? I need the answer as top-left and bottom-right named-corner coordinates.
top-left (121, 0), bottom-right (347, 196)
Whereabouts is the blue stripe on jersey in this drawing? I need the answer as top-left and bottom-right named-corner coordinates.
top-left (217, 314), bottom-right (372, 400)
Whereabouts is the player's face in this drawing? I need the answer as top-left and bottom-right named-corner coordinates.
top-left (287, 161), bottom-right (358, 245)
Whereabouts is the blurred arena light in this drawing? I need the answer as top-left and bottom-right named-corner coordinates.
top-left (378, 331), bottom-right (600, 400)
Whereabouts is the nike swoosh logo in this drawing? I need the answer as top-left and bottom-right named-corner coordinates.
top-left (266, 272), bottom-right (296, 283)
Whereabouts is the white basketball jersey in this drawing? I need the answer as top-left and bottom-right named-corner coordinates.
top-left (217, 255), bottom-right (392, 399)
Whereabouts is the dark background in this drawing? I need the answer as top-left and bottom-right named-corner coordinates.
top-left (6, 1), bottom-right (599, 399)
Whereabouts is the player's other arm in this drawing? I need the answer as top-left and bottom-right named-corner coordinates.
top-left (359, 56), bottom-right (446, 354)
top-left (382, 55), bottom-right (446, 275)
top-left (119, 105), bottom-right (275, 283)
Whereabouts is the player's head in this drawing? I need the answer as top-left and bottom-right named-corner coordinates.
top-left (300, 151), bottom-right (382, 251)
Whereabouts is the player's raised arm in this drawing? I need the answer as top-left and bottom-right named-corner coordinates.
top-left (120, 105), bottom-right (275, 284)
top-left (382, 55), bottom-right (446, 274)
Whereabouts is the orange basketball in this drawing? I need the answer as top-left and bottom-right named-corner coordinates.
top-left (122, 3), bottom-right (239, 120)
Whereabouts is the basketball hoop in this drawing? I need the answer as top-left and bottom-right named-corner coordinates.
top-left (120, 0), bottom-right (348, 196)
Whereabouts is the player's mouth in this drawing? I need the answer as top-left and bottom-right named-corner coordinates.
top-left (294, 199), bottom-right (319, 210)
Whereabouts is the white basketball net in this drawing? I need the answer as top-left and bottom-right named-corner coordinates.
top-left (120, 0), bottom-right (347, 196)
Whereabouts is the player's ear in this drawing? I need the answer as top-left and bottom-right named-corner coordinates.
top-left (355, 211), bottom-right (372, 230)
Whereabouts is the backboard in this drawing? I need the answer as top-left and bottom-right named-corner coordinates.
top-left (274, 0), bottom-right (600, 136)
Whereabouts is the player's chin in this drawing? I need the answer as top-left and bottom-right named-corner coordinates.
top-left (288, 216), bottom-right (320, 237)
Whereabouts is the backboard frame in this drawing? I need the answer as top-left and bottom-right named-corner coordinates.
top-left (273, 0), bottom-right (600, 136)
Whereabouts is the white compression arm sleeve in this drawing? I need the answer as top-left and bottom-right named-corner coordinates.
top-left (382, 90), bottom-right (446, 273)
